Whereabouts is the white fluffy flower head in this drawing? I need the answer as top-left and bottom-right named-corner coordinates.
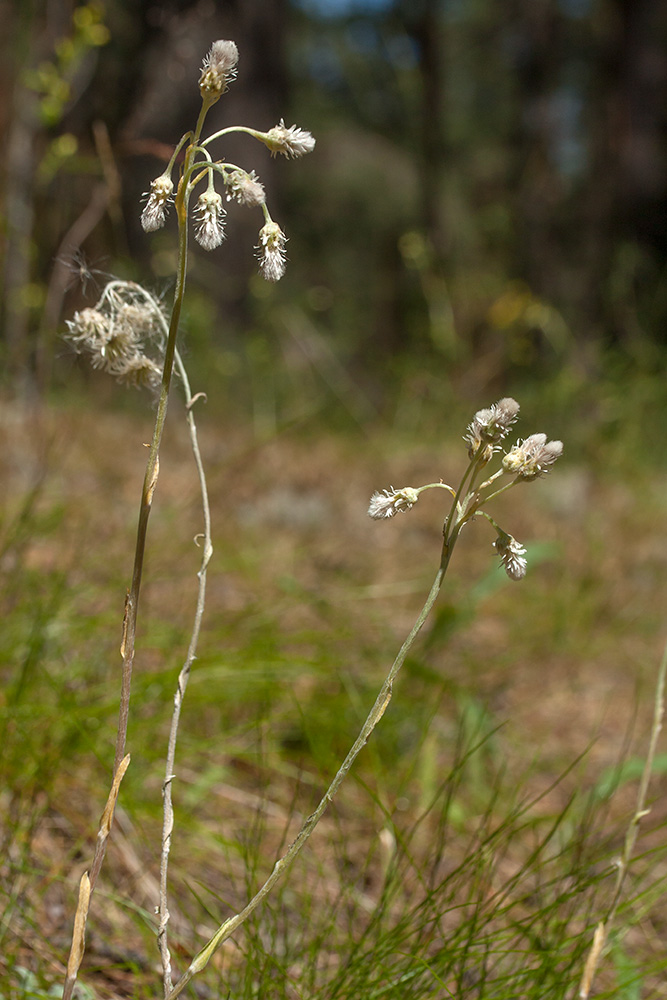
top-left (199, 40), bottom-right (239, 101)
top-left (368, 487), bottom-right (419, 520)
top-left (194, 190), bottom-right (226, 250)
top-left (257, 221), bottom-right (287, 282)
top-left (263, 119), bottom-right (316, 159)
top-left (141, 175), bottom-right (174, 233)
top-left (494, 531), bottom-right (527, 581)
top-left (464, 397), bottom-right (520, 461)
top-left (502, 433), bottom-right (563, 480)
top-left (224, 169), bottom-right (266, 207)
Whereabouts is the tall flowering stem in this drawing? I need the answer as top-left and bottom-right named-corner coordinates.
top-left (61, 38), bottom-right (316, 1000)
top-left (61, 179), bottom-right (195, 1000)
top-left (163, 399), bottom-right (563, 998)
top-left (116, 39), bottom-right (248, 775)
top-left (63, 42), bottom-right (258, 1000)
top-left (164, 538), bottom-right (454, 1000)
top-left (114, 112), bottom-right (197, 777)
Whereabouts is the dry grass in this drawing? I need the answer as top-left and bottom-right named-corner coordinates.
top-left (1, 385), bottom-right (666, 997)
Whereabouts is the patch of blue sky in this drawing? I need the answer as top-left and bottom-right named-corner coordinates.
top-left (549, 86), bottom-right (587, 178)
top-left (293, 0), bottom-right (394, 19)
top-left (295, 0), bottom-right (593, 20)
top-left (303, 41), bottom-right (347, 87)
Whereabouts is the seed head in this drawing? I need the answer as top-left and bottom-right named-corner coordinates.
top-left (368, 487), bottom-right (419, 520)
top-left (257, 221), bottom-right (287, 282)
top-left (141, 175), bottom-right (174, 233)
top-left (106, 353), bottom-right (162, 390)
top-left (224, 168), bottom-right (266, 207)
top-left (263, 119), bottom-right (316, 159)
top-left (502, 434), bottom-right (563, 480)
top-left (199, 40), bottom-right (239, 101)
top-left (464, 397), bottom-right (520, 460)
top-left (65, 308), bottom-right (110, 350)
top-left (494, 531), bottom-right (528, 581)
top-left (194, 190), bottom-right (226, 251)
top-left (64, 284), bottom-right (164, 391)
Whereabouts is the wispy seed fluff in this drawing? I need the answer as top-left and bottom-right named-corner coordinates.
top-left (194, 190), bottom-right (226, 250)
top-left (64, 300), bottom-right (162, 390)
top-left (502, 433), bottom-right (563, 480)
top-left (494, 532), bottom-right (528, 581)
top-left (141, 175), bottom-right (174, 233)
top-left (199, 40), bottom-right (239, 101)
top-left (224, 168), bottom-right (266, 207)
top-left (257, 221), bottom-right (287, 282)
top-left (263, 119), bottom-right (316, 159)
top-left (368, 487), bottom-right (419, 519)
top-left (464, 397), bottom-right (520, 461)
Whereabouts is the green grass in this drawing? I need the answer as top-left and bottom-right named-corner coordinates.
top-left (1, 364), bottom-right (667, 997)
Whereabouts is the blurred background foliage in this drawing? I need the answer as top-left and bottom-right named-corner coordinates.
top-left (1, 0), bottom-right (666, 413)
top-left (3, 3), bottom-right (667, 993)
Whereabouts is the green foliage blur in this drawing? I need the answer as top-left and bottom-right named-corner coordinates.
top-left (1, 0), bottom-right (666, 408)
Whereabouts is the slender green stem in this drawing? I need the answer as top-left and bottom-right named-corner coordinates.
top-left (63, 227), bottom-right (192, 993)
top-left (477, 478), bottom-right (517, 507)
top-left (113, 91), bottom-right (215, 779)
top-left (157, 352), bottom-right (213, 997)
top-left (443, 456), bottom-right (478, 542)
top-left (113, 185), bottom-right (189, 777)
top-left (201, 124), bottom-right (265, 148)
top-left (165, 132), bottom-right (193, 176)
top-left (164, 537), bottom-right (456, 1000)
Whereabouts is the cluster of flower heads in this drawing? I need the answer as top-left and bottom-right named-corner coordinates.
top-left (140, 40), bottom-right (315, 282)
top-left (368, 398), bottom-right (563, 582)
top-left (64, 283), bottom-right (166, 390)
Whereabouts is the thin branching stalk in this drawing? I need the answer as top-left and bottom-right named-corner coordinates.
top-left (164, 535), bottom-right (458, 1000)
top-left (157, 350), bottom-right (213, 996)
top-left (162, 398), bottom-right (556, 998)
top-left (578, 642), bottom-right (667, 1000)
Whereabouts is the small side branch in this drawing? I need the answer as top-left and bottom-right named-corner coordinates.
top-left (157, 351), bottom-right (213, 996)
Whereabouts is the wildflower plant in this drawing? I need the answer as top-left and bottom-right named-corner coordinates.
top-left (63, 34), bottom-right (664, 1000)
top-left (61, 38), bottom-right (315, 1000)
